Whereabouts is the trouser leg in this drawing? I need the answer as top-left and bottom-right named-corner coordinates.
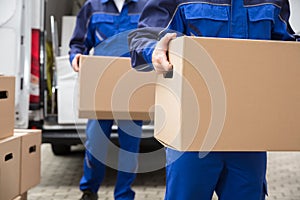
top-left (80, 151), bottom-right (107, 193)
top-left (80, 119), bottom-right (114, 193)
top-left (114, 120), bottom-right (142, 200)
top-left (164, 148), bottom-right (224, 200)
top-left (215, 152), bottom-right (267, 200)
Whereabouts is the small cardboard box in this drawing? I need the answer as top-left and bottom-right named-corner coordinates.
top-left (154, 36), bottom-right (300, 151)
top-left (0, 76), bottom-right (15, 139)
top-left (0, 135), bottom-right (21, 200)
top-left (14, 129), bottom-right (41, 194)
top-left (78, 56), bottom-right (156, 120)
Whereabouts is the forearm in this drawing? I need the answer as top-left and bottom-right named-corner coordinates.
top-left (69, 1), bottom-right (94, 65)
top-left (129, 27), bottom-right (162, 71)
top-left (128, 0), bottom-right (180, 71)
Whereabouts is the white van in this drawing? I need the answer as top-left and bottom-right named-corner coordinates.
top-left (0, 0), bottom-right (299, 155)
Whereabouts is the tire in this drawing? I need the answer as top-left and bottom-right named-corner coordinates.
top-left (51, 144), bottom-right (71, 155)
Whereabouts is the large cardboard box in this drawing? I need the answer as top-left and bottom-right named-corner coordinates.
top-left (155, 36), bottom-right (300, 151)
top-left (0, 76), bottom-right (15, 139)
top-left (14, 129), bottom-right (41, 194)
top-left (0, 136), bottom-right (21, 200)
top-left (57, 56), bottom-right (87, 124)
top-left (78, 56), bottom-right (156, 120)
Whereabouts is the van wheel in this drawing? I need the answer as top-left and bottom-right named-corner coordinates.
top-left (51, 144), bottom-right (71, 155)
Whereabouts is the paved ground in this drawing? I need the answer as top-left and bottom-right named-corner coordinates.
top-left (27, 144), bottom-right (300, 200)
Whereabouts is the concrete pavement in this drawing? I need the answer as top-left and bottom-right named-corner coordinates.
top-left (27, 144), bottom-right (300, 200)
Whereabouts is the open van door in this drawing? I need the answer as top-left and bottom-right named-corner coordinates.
top-left (0, 0), bottom-right (32, 128)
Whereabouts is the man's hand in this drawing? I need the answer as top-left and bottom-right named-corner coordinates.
top-left (152, 33), bottom-right (177, 74)
top-left (72, 53), bottom-right (82, 72)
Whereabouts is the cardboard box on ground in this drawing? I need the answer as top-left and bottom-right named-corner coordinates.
top-left (78, 55), bottom-right (157, 121)
top-left (0, 135), bottom-right (21, 200)
top-left (154, 36), bottom-right (300, 151)
top-left (14, 129), bottom-right (41, 195)
top-left (0, 130), bottom-right (41, 200)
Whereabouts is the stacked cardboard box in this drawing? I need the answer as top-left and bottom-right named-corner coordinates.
top-left (0, 76), bottom-right (15, 139)
top-left (0, 76), bottom-right (41, 200)
top-left (14, 129), bottom-right (41, 195)
top-left (0, 135), bottom-right (21, 200)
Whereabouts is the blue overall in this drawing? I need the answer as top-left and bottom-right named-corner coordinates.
top-left (69, 0), bottom-right (146, 199)
top-left (129, 0), bottom-right (296, 200)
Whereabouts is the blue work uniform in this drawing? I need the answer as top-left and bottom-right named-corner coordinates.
top-left (69, 0), bottom-right (146, 199)
top-left (129, 0), bottom-right (296, 200)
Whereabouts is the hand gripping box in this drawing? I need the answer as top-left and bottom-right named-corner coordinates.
top-left (0, 135), bottom-right (21, 200)
top-left (154, 36), bottom-right (300, 151)
top-left (78, 56), bottom-right (156, 120)
top-left (0, 76), bottom-right (15, 139)
top-left (14, 129), bottom-right (41, 195)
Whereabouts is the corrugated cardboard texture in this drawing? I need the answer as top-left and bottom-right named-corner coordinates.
top-left (0, 136), bottom-right (21, 200)
top-left (14, 129), bottom-right (41, 194)
top-left (78, 56), bottom-right (156, 120)
top-left (155, 36), bottom-right (300, 151)
top-left (0, 76), bottom-right (15, 139)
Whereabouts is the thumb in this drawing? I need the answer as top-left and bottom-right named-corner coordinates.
top-left (72, 54), bottom-right (81, 72)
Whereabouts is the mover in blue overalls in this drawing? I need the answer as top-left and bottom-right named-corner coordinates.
top-left (69, 0), bottom-right (146, 200)
top-left (129, 0), bottom-right (296, 200)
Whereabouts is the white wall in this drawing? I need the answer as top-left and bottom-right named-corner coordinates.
top-left (289, 0), bottom-right (300, 34)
